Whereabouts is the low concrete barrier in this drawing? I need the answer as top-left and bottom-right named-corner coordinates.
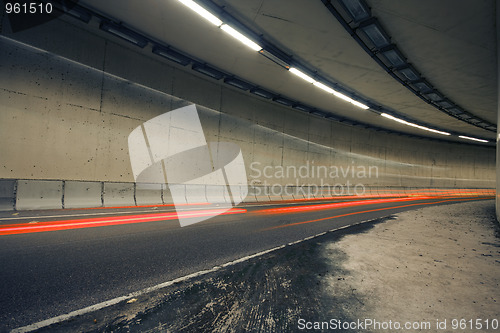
top-left (16, 180), bottom-right (63, 210)
top-left (64, 181), bottom-right (102, 209)
top-left (103, 182), bottom-right (135, 207)
top-left (135, 183), bottom-right (163, 206)
top-left (1, 178), bottom-right (495, 212)
top-left (229, 184), bottom-right (248, 204)
top-left (185, 184), bottom-right (208, 204)
top-left (280, 186), bottom-right (295, 201)
top-left (162, 186), bottom-right (175, 205)
top-left (0, 179), bottom-right (16, 211)
top-left (268, 189), bottom-right (283, 202)
top-left (168, 184), bottom-right (187, 205)
top-left (206, 185), bottom-right (228, 204)
top-left (255, 186), bottom-right (271, 202)
top-left (243, 186), bottom-right (258, 203)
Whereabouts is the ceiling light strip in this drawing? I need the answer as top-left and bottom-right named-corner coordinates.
top-left (289, 67), bottom-right (315, 83)
top-left (458, 136), bottom-right (489, 143)
top-left (220, 24), bottom-right (262, 51)
top-left (381, 113), bottom-right (450, 136)
top-left (176, 1), bottom-right (262, 51)
top-left (60, 1), bottom-right (491, 145)
top-left (176, 0), bottom-right (222, 26)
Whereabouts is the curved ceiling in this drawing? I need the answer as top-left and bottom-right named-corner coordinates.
top-left (77, 0), bottom-right (497, 144)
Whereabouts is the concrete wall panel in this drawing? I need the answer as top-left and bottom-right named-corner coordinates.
top-left (103, 183), bottom-right (135, 207)
top-left (206, 185), bottom-right (229, 204)
top-left (255, 186), bottom-right (271, 202)
top-left (135, 183), bottom-right (164, 206)
top-left (172, 68), bottom-right (222, 111)
top-left (16, 180), bottom-right (63, 210)
top-left (185, 184), bottom-right (208, 204)
top-left (105, 42), bottom-right (174, 95)
top-left (243, 186), bottom-right (258, 203)
top-left (168, 185), bottom-right (187, 205)
top-left (64, 181), bottom-right (102, 209)
top-left (162, 187), bottom-right (175, 205)
top-left (0, 180), bottom-right (16, 211)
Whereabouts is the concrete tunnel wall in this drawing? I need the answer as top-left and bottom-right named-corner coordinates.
top-left (0, 13), bottom-right (495, 210)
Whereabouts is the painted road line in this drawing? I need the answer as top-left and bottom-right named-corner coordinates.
top-left (11, 216), bottom-right (386, 333)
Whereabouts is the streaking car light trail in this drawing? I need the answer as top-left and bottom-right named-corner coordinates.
top-left (262, 197), bottom-right (487, 231)
top-left (0, 192), bottom-right (493, 236)
top-left (0, 208), bottom-right (247, 235)
top-left (254, 196), bottom-right (433, 215)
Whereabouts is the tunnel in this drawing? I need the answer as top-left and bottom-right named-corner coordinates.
top-left (0, 0), bottom-right (499, 331)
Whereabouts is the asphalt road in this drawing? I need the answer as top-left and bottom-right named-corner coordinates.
top-left (0, 195), bottom-right (492, 331)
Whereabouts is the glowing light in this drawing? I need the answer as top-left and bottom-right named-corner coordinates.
top-left (381, 113), bottom-right (451, 135)
top-left (289, 67), bottom-right (315, 83)
top-left (313, 81), bottom-right (335, 94)
top-left (255, 197), bottom-right (431, 215)
top-left (220, 24), bottom-right (262, 51)
top-left (264, 197), bottom-right (489, 231)
top-left (0, 208), bottom-right (247, 235)
top-left (176, 0), bottom-right (222, 26)
top-left (458, 135), bottom-right (488, 143)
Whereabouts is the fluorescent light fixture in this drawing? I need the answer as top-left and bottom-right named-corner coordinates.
top-left (224, 77), bottom-right (251, 90)
top-left (341, 119), bottom-right (354, 125)
top-left (424, 92), bottom-right (444, 102)
top-left (64, 5), bottom-right (92, 23)
top-left (192, 63), bottom-right (224, 79)
top-left (359, 21), bottom-right (391, 49)
top-left (259, 49), bottom-right (290, 68)
top-left (251, 88), bottom-right (274, 99)
top-left (381, 113), bottom-right (450, 136)
top-left (152, 45), bottom-right (191, 66)
top-left (458, 136), bottom-right (488, 143)
top-left (411, 80), bottom-right (432, 93)
top-left (334, 91), bottom-right (354, 103)
top-left (447, 107), bottom-right (463, 115)
top-left (338, 0), bottom-right (370, 22)
top-left (274, 97), bottom-right (294, 106)
top-left (289, 67), bottom-right (315, 83)
top-left (333, 91), bottom-right (369, 109)
top-left (380, 47), bottom-right (406, 67)
top-left (293, 104), bottom-right (313, 112)
top-left (397, 66), bottom-right (419, 82)
top-left (100, 22), bottom-right (148, 48)
top-left (313, 81), bottom-right (335, 94)
top-left (437, 100), bottom-right (453, 108)
top-left (220, 24), bottom-right (262, 51)
top-left (350, 100), bottom-right (370, 110)
top-left (176, 0), bottom-right (222, 26)
top-left (313, 82), bottom-right (369, 109)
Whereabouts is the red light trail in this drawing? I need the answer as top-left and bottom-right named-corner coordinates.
top-left (0, 208), bottom-right (247, 236)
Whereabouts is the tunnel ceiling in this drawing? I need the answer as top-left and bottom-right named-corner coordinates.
top-left (78, 0), bottom-right (497, 143)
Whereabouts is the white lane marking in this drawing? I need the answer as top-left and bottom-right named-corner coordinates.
top-left (11, 217), bottom-right (382, 333)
